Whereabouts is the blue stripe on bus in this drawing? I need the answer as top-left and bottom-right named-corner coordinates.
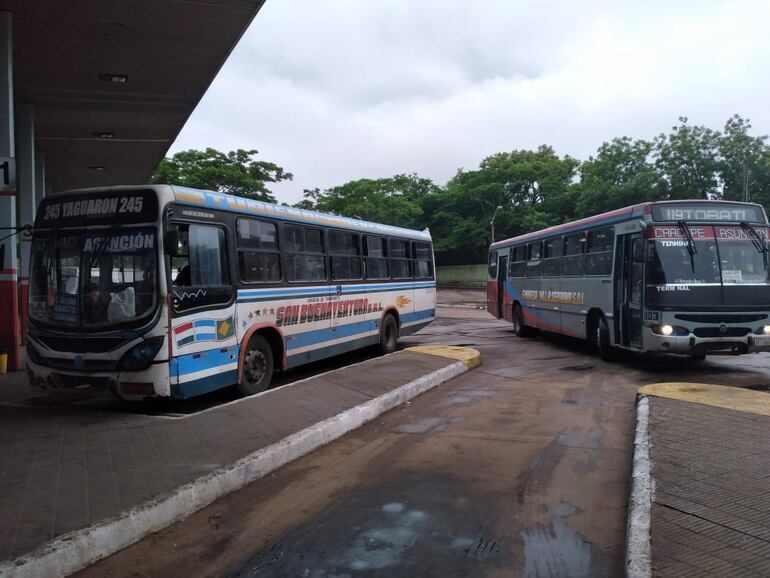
top-left (285, 308), bottom-right (435, 351)
top-left (172, 369), bottom-right (238, 399)
top-left (171, 344), bottom-right (239, 377)
top-left (237, 283), bottom-right (435, 303)
top-left (287, 319), bottom-right (379, 350)
top-left (194, 320), bottom-right (216, 328)
top-left (237, 281), bottom-right (435, 298)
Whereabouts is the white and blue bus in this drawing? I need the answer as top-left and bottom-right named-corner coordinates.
top-left (27, 185), bottom-right (436, 399)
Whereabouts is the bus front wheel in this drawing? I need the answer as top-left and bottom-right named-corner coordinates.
top-left (238, 334), bottom-right (274, 396)
top-left (595, 316), bottom-right (617, 362)
top-left (379, 314), bottom-right (399, 354)
top-left (513, 304), bottom-right (536, 338)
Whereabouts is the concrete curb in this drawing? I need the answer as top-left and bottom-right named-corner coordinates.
top-left (2, 353), bottom-right (478, 578)
top-left (625, 394), bottom-right (653, 578)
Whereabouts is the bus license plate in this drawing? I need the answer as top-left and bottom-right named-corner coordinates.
top-left (754, 336), bottom-right (770, 347)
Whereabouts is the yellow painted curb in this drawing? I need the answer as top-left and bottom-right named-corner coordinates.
top-left (406, 345), bottom-right (482, 369)
top-left (640, 382), bottom-right (770, 417)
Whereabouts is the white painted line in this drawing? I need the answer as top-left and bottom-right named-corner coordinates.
top-left (625, 394), bottom-right (653, 578)
top-left (1, 359), bottom-right (470, 578)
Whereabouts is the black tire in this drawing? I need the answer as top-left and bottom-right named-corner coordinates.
top-left (513, 304), bottom-right (537, 338)
top-left (379, 314), bottom-right (399, 354)
top-left (595, 316), bottom-right (617, 362)
top-left (237, 334), bottom-right (274, 396)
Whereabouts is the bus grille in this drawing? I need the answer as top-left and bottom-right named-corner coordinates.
top-left (693, 327), bottom-right (751, 338)
top-left (37, 336), bottom-right (127, 353)
top-left (41, 358), bottom-right (117, 371)
top-left (676, 314), bottom-right (767, 323)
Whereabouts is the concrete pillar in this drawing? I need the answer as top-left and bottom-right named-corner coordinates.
top-left (34, 151), bottom-right (44, 207)
top-left (17, 103), bottom-right (34, 346)
top-left (0, 12), bottom-right (19, 370)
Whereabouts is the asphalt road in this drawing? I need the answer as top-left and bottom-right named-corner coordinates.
top-left (75, 308), bottom-right (770, 578)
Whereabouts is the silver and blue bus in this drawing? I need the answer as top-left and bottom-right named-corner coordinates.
top-left (488, 200), bottom-right (770, 359)
top-left (27, 185), bottom-right (436, 399)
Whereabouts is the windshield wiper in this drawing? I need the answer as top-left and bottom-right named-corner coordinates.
top-left (740, 220), bottom-right (768, 269)
top-left (677, 220), bottom-right (697, 273)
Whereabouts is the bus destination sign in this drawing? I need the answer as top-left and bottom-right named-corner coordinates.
top-left (36, 190), bottom-right (158, 228)
top-left (652, 202), bottom-right (765, 223)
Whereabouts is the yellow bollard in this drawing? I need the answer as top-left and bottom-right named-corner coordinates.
top-left (0, 352), bottom-right (8, 374)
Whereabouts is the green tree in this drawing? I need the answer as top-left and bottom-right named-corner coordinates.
top-left (295, 174), bottom-right (439, 230)
top-left (151, 148), bottom-right (293, 202)
top-left (654, 117), bottom-right (721, 199)
top-left (575, 137), bottom-right (666, 218)
top-left (424, 146), bottom-right (578, 265)
top-left (717, 115), bottom-right (767, 203)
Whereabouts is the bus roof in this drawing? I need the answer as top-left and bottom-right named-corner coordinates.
top-left (490, 199), bottom-right (769, 251)
top-left (51, 184), bottom-right (432, 242)
top-left (490, 203), bottom-right (650, 251)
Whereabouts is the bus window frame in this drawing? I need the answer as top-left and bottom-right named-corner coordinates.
top-left (235, 216), bottom-right (282, 285)
top-left (526, 241), bottom-right (542, 278)
top-left (165, 217), bottom-right (236, 315)
top-left (282, 223), bottom-right (329, 285)
top-left (542, 236), bottom-right (563, 277)
top-left (585, 227), bottom-right (615, 277)
top-left (364, 235), bottom-right (390, 280)
top-left (390, 238), bottom-right (414, 280)
top-left (509, 245), bottom-right (527, 278)
top-left (562, 232), bottom-right (586, 277)
top-left (413, 241), bottom-right (434, 280)
top-left (328, 228), bottom-right (364, 282)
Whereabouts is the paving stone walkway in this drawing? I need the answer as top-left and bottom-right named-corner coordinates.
top-left (646, 386), bottom-right (770, 577)
top-left (0, 349), bottom-right (454, 563)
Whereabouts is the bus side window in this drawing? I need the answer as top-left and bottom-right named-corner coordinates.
top-left (414, 242), bottom-right (433, 279)
top-left (585, 228), bottom-right (614, 276)
top-left (364, 236), bottom-right (389, 280)
top-left (170, 223), bottom-right (230, 287)
top-left (390, 239), bottom-right (412, 279)
top-left (488, 252), bottom-right (498, 279)
top-left (526, 242), bottom-right (542, 277)
top-left (509, 246), bottom-right (526, 277)
top-left (329, 230), bottom-right (362, 281)
top-left (563, 233), bottom-right (585, 276)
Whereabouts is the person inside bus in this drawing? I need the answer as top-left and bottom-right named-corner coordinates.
top-left (173, 264), bottom-right (191, 286)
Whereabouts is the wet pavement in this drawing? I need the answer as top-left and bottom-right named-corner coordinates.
top-left (75, 308), bottom-right (770, 578)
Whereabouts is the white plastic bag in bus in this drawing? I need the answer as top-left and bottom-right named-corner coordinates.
top-left (108, 286), bottom-right (136, 322)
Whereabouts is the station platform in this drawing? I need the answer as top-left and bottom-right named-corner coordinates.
top-left (0, 346), bottom-right (480, 577)
top-left (631, 382), bottom-right (770, 577)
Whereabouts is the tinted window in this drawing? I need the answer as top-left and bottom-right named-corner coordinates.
top-left (564, 233), bottom-right (584, 256)
top-left (414, 242), bottom-right (433, 279)
top-left (488, 252), bottom-right (498, 279)
top-left (390, 239), bottom-right (413, 279)
top-left (528, 242), bottom-right (542, 260)
top-left (585, 228), bottom-right (614, 275)
top-left (509, 245), bottom-right (526, 277)
top-left (365, 236), bottom-right (388, 279)
top-left (284, 225), bottom-right (326, 282)
top-left (329, 231), bottom-right (362, 281)
top-left (237, 219), bottom-right (280, 283)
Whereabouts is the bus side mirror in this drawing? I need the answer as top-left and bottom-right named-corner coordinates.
top-left (164, 229), bottom-right (179, 256)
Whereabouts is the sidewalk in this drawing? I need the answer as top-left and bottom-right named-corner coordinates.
top-left (630, 382), bottom-right (770, 577)
top-left (0, 346), bottom-right (480, 578)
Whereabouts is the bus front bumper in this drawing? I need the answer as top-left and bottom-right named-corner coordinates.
top-left (643, 327), bottom-right (770, 355)
top-left (27, 360), bottom-right (170, 400)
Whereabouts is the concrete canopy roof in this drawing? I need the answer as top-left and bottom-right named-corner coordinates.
top-left (2, 0), bottom-right (266, 192)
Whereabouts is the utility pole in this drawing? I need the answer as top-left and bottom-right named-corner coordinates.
top-left (490, 205), bottom-right (503, 243)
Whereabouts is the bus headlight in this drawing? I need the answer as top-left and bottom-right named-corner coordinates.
top-left (763, 326), bottom-right (770, 335)
top-left (652, 324), bottom-right (688, 337)
top-left (117, 336), bottom-right (165, 372)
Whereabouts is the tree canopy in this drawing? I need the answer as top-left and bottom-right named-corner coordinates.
top-left (151, 148), bottom-right (292, 202)
top-left (151, 115), bottom-right (770, 265)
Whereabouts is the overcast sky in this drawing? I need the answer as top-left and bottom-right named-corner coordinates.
top-left (170, 0), bottom-right (770, 205)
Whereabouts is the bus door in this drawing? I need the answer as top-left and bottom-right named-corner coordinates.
top-left (619, 233), bottom-right (644, 348)
top-left (497, 254), bottom-right (508, 319)
top-left (487, 251), bottom-right (499, 317)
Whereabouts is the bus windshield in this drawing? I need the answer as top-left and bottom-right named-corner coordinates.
top-left (29, 227), bottom-right (158, 329)
top-left (647, 224), bottom-right (770, 287)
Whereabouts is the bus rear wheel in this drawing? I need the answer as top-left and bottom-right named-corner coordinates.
top-left (379, 314), bottom-right (399, 354)
top-left (238, 334), bottom-right (274, 396)
top-left (513, 304), bottom-right (536, 338)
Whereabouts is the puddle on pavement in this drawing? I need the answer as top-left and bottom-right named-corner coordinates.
top-left (560, 364), bottom-right (595, 372)
top-left (393, 415), bottom-right (467, 434)
top-left (231, 480), bottom-right (512, 577)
